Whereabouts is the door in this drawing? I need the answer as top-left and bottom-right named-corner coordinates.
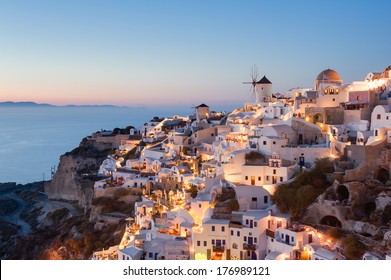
top-left (250, 176), bottom-right (255, 185)
top-left (272, 176), bottom-right (277, 184)
top-left (298, 134), bottom-right (303, 144)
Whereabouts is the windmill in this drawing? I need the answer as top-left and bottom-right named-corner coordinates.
top-left (243, 65), bottom-right (259, 102)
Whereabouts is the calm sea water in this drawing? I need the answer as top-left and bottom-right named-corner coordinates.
top-left (0, 105), bottom-right (236, 184)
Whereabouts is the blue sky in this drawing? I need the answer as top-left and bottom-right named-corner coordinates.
top-left (0, 0), bottom-right (390, 107)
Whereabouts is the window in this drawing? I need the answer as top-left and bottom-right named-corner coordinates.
top-left (254, 221), bottom-right (257, 227)
top-left (264, 196), bottom-right (268, 204)
top-left (273, 169), bottom-right (276, 174)
top-left (149, 252), bottom-right (153, 258)
top-left (375, 130), bottom-right (378, 136)
top-left (245, 176), bottom-right (248, 180)
top-left (237, 231), bottom-right (240, 237)
top-left (254, 238), bottom-right (258, 243)
top-left (232, 243), bottom-right (238, 249)
top-left (246, 219), bottom-right (249, 225)
top-left (291, 236), bottom-right (294, 242)
top-left (197, 241), bottom-right (200, 246)
top-left (204, 241), bottom-right (207, 246)
top-left (123, 255), bottom-right (125, 260)
top-left (273, 141), bottom-right (276, 145)
top-left (222, 226), bottom-right (225, 232)
top-left (258, 176), bottom-right (261, 181)
top-left (212, 226), bottom-right (215, 232)
top-left (280, 177), bottom-right (283, 182)
top-left (231, 230), bottom-right (234, 236)
top-left (281, 234), bottom-right (284, 239)
top-left (212, 239), bottom-right (215, 245)
top-left (377, 114), bottom-right (381, 120)
top-left (387, 116), bottom-right (389, 120)
top-left (266, 176), bottom-right (270, 181)
top-left (263, 141), bottom-right (267, 145)
top-left (332, 98), bottom-right (335, 101)
top-left (222, 240), bottom-right (226, 245)
top-left (244, 236), bottom-right (247, 242)
top-left (199, 203), bottom-right (202, 208)
top-left (211, 133), bottom-right (214, 136)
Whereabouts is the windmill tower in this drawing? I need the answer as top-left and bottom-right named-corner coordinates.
top-left (256, 75), bottom-right (272, 102)
top-left (192, 103), bottom-right (209, 122)
top-left (243, 65), bottom-right (273, 103)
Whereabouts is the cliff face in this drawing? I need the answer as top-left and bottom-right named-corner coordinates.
top-left (44, 138), bottom-right (112, 208)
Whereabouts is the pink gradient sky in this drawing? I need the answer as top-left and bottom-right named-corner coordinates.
top-left (1, 0), bottom-right (390, 107)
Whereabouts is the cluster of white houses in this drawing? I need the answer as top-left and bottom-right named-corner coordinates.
top-left (92, 65), bottom-right (391, 260)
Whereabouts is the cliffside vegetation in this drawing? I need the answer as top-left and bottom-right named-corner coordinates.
top-left (272, 158), bottom-right (334, 217)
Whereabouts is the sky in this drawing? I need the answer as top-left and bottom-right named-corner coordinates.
top-left (0, 0), bottom-right (390, 107)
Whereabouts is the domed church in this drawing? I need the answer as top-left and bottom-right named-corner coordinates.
top-left (314, 69), bottom-right (343, 90)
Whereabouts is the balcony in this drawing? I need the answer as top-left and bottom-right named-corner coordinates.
top-left (266, 229), bottom-right (275, 238)
top-left (243, 243), bottom-right (256, 251)
top-left (213, 246), bottom-right (225, 253)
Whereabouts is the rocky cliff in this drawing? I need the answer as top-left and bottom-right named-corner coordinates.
top-left (44, 138), bottom-right (112, 208)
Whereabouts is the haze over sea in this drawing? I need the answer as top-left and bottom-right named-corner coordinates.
top-left (0, 104), bottom-right (237, 184)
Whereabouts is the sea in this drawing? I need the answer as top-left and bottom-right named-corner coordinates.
top-left (0, 104), bottom-right (238, 184)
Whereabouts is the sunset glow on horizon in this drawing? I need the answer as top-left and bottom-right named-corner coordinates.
top-left (1, 0), bottom-right (390, 106)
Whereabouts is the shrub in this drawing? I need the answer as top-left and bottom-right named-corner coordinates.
top-left (342, 235), bottom-right (366, 260)
top-left (327, 228), bottom-right (343, 239)
top-left (114, 188), bottom-right (130, 199)
top-left (245, 151), bottom-right (265, 161)
top-left (272, 158), bottom-right (334, 217)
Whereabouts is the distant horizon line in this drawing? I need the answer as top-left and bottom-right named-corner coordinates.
top-left (0, 100), bottom-right (243, 110)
